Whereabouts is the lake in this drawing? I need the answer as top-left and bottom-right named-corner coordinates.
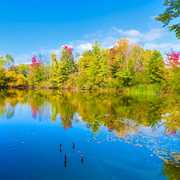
top-left (0, 90), bottom-right (179, 180)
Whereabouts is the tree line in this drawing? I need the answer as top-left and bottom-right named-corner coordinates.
top-left (0, 39), bottom-right (179, 92)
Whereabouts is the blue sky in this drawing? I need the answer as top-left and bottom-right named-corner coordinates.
top-left (0, 0), bottom-right (179, 63)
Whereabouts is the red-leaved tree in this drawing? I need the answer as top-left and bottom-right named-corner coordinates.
top-left (31, 55), bottom-right (41, 67)
top-left (167, 51), bottom-right (180, 65)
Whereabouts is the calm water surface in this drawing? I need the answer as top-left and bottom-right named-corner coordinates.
top-left (0, 90), bottom-right (179, 180)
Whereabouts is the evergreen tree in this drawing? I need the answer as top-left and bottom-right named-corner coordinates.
top-left (146, 50), bottom-right (166, 84)
top-left (51, 45), bottom-right (76, 89)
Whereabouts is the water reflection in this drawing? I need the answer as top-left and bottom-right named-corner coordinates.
top-left (58, 142), bottom-right (85, 169)
top-left (0, 90), bottom-right (179, 179)
top-left (1, 90), bottom-right (179, 134)
top-left (164, 163), bottom-right (180, 179)
top-left (72, 142), bottom-right (75, 151)
top-left (64, 153), bottom-right (67, 168)
top-left (80, 154), bottom-right (84, 165)
top-left (0, 90), bottom-right (180, 134)
top-left (60, 144), bottom-right (62, 152)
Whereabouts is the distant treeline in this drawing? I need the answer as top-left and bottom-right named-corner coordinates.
top-left (0, 39), bottom-right (180, 92)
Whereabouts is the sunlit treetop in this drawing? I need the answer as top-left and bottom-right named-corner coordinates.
top-left (62, 45), bottom-right (73, 55)
top-left (31, 55), bottom-right (42, 67)
top-left (167, 51), bottom-right (180, 65)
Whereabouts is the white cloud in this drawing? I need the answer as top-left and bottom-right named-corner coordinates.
top-left (14, 54), bottom-right (32, 65)
top-left (109, 27), bottom-right (180, 53)
top-left (100, 36), bottom-right (117, 48)
top-left (143, 28), bottom-right (163, 41)
top-left (13, 27), bottom-right (179, 64)
top-left (124, 29), bottom-right (142, 37)
top-left (113, 27), bottom-right (163, 42)
top-left (144, 43), bottom-right (180, 52)
top-left (72, 28), bottom-right (168, 55)
top-left (76, 42), bottom-right (93, 52)
top-left (50, 48), bottom-right (60, 55)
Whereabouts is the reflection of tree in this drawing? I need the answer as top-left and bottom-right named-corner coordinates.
top-left (57, 96), bottom-right (74, 129)
top-left (50, 93), bottom-right (74, 128)
top-left (162, 95), bottom-right (180, 134)
top-left (72, 93), bottom-right (166, 135)
top-left (28, 91), bottom-right (47, 119)
top-left (72, 93), bottom-right (112, 132)
top-left (0, 89), bottom-right (179, 179)
top-left (0, 92), bottom-right (6, 117)
top-left (0, 90), bottom-right (179, 134)
top-left (0, 90), bottom-right (20, 118)
top-left (163, 163), bottom-right (180, 180)
top-left (6, 90), bottom-right (27, 106)
top-left (147, 98), bottom-right (164, 127)
top-left (165, 110), bottom-right (180, 135)
top-left (6, 104), bottom-right (14, 119)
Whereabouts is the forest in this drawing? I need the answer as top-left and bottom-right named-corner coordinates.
top-left (0, 39), bottom-right (180, 93)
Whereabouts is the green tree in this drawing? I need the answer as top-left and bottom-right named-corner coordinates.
top-left (0, 54), bottom-right (14, 88)
top-left (0, 67), bottom-right (7, 88)
top-left (146, 50), bottom-right (166, 84)
top-left (0, 54), bottom-right (14, 67)
top-left (5, 54), bottom-right (14, 67)
top-left (5, 67), bottom-right (28, 88)
top-left (28, 64), bottom-right (48, 88)
top-left (170, 66), bottom-right (180, 92)
top-left (77, 42), bottom-right (109, 90)
top-left (164, 163), bottom-right (180, 180)
top-left (108, 40), bottom-right (145, 87)
top-left (51, 46), bottom-right (76, 89)
top-left (156, 0), bottom-right (180, 39)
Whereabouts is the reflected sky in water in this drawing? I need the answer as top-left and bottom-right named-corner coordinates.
top-left (0, 90), bottom-right (179, 180)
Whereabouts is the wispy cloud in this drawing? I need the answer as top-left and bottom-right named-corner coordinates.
top-left (13, 27), bottom-right (179, 64)
top-left (76, 42), bottom-right (93, 52)
top-left (112, 27), bottom-right (163, 43)
top-left (14, 54), bottom-right (32, 65)
top-left (143, 28), bottom-right (163, 41)
top-left (144, 43), bottom-right (180, 51)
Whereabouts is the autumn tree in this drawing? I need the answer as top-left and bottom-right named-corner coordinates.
top-left (5, 65), bottom-right (28, 88)
top-left (167, 51), bottom-right (180, 92)
top-left (0, 54), bottom-right (14, 88)
top-left (108, 40), bottom-right (145, 87)
top-left (146, 50), bottom-right (166, 84)
top-left (0, 67), bottom-right (7, 88)
top-left (77, 42), bottom-right (109, 90)
top-left (51, 45), bottom-right (76, 89)
top-left (28, 56), bottom-right (48, 88)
